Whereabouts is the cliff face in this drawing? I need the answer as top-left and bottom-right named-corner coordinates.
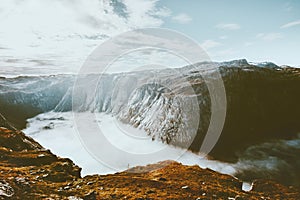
top-left (0, 120), bottom-right (299, 199)
top-left (208, 66), bottom-right (300, 161)
top-left (1, 62), bottom-right (300, 163)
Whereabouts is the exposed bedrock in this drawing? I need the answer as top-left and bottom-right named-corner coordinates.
top-left (1, 60), bottom-right (300, 161)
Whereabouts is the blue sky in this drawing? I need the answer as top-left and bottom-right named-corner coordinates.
top-left (0, 0), bottom-right (299, 76)
top-left (156, 0), bottom-right (300, 66)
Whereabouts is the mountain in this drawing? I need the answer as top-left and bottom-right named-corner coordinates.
top-left (1, 60), bottom-right (300, 162)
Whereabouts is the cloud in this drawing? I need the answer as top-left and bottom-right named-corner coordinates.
top-left (201, 40), bottom-right (221, 50)
top-left (172, 13), bottom-right (192, 24)
top-left (153, 7), bottom-right (172, 17)
top-left (216, 23), bottom-right (240, 30)
top-left (0, 0), bottom-right (170, 74)
top-left (122, 0), bottom-right (170, 27)
top-left (281, 20), bottom-right (300, 29)
top-left (256, 33), bottom-right (283, 41)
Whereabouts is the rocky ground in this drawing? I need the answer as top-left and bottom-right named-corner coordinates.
top-left (0, 126), bottom-right (299, 199)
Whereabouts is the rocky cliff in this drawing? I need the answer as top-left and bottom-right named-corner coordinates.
top-left (1, 61), bottom-right (300, 163)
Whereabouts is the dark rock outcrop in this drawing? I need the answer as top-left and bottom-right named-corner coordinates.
top-left (188, 65), bottom-right (300, 162)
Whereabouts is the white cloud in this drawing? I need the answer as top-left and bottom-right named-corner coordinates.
top-left (216, 23), bottom-right (241, 30)
top-left (172, 13), bottom-right (192, 24)
top-left (0, 0), bottom-right (169, 75)
top-left (153, 7), bottom-right (172, 17)
top-left (281, 20), bottom-right (300, 29)
top-left (201, 40), bottom-right (221, 50)
top-left (256, 33), bottom-right (283, 41)
top-left (123, 0), bottom-right (169, 27)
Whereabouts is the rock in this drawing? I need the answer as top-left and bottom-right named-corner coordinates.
top-left (146, 190), bottom-right (156, 194)
top-left (43, 122), bottom-right (55, 130)
top-left (158, 177), bottom-right (167, 181)
top-left (83, 191), bottom-right (97, 200)
top-left (68, 197), bottom-right (83, 200)
top-left (234, 195), bottom-right (245, 200)
top-left (0, 180), bottom-right (14, 197)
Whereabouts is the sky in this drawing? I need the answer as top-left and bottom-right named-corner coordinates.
top-left (158, 0), bottom-right (300, 66)
top-left (0, 0), bottom-right (299, 76)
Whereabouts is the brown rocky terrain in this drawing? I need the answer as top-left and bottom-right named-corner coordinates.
top-left (0, 124), bottom-right (299, 199)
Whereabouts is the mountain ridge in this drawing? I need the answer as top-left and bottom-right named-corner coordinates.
top-left (1, 60), bottom-right (300, 162)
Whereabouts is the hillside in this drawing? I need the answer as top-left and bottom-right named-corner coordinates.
top-left (0, 115), bottom-right (299, 199)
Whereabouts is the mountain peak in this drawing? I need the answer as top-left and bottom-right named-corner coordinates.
top-left (220, 59), bottom-right (249, 66)
top-left (249, 61), bottom-right (279, 68)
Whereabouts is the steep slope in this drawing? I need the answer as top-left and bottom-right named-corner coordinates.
top-left (0, 122), bottom-right (299, 199)
top-left (1, 60), bottom-right (300, 162)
